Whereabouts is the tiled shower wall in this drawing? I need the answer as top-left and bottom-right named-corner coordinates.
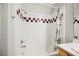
top-left (7, 3), bottom-right (57, 55)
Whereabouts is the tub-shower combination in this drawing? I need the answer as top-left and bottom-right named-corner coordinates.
top-left (14, 3), bottom-right (58, 56)
top-left (0, 3), bottom-right (68, 56)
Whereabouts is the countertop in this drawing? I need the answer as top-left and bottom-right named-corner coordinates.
top-left (58, 43), bottom-right (79, 56)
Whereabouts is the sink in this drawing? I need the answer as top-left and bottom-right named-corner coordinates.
top-left (71, 48), bottom-right (79, 54)
top-left (58, 43), bottom-right (79, 55)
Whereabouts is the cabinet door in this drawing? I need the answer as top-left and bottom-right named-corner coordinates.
top-left (58, 48), bottom-right (68, 56)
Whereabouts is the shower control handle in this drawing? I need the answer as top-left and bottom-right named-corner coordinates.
top-left (21, 40), bottom-right (25, 44)
top-left (11, 16), bottom-right (16, 19)
top-left (21, 45), bottom-right (27, 48)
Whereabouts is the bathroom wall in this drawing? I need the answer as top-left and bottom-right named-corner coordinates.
top-left (52, 3), bottom-right (74, 43)
top-left (14, 3), bottom-right (56, 55)
top-left (64, 3), bottom-right (74, 43)
top-left (73, 3), bottom-right (79, 16)
top-left (0, 3), bottom-right (74, 56)
top-left (53, 3), bottom-right (74, 43)
top-left (8, 3), bottom-right (16, 56)
top-left (1, 3), bottom-right (8, 56)
top-left (0, 6), bottom-right (1, 55)
top-left (0, 3), bottom-right (57, 56)
top-left (73, 3), bottom-right (79, 42)
top-left (5, 3), bottom-right (57, 56)
top-left (0, 3), bottom-right (16, 56)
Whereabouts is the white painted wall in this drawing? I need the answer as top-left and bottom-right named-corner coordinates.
top-left (0, 8), bottom-right (1, 55)
top-left (64, 4), bottom-right (74, 43)
top-left (73, 3), bottom-right (79, 16)
top-left (7, 3), bottom-right (16, 56)
top-left (1, 3), bottom-right (8, 56)
top-left (73, 3), bottom-right (79, 42)
top-left (0, 3), bottom-right (15, 56)
top-left (53, 3), bottom-right (74, 43)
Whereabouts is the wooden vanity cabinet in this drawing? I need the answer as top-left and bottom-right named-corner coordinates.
top-left (58, 48), bottom-right (73, 56)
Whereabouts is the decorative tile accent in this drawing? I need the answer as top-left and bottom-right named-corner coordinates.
top-left (16, 8), bottom-right (57, 23)
top-left (54, 19), bottom-right (56, 22)
top-left (75, 19), bottom-right (77, 21)
top-left (20, 13), bottom-right (22, 18)
top-left (35, 20), bottom-right (37, 22)
top-left (28, 17), bottom-right (31, 20)
top-left (33, 18), bottom-right (35, 20)
top-left (51, 19), bottom-right (53, 23)
top-left (73, 16), bottom-right (79, 24)
top-left (53, 18), bottom-right (56, 22)
top-left (77, 21), bottom-right (79, 23)
top-left (56, 16), bottom-right (58, 19)
top-left (31, 20), bottom-right (33, 22)
top-left (26, 19), bottom-right (29, 22)
top-left (37, 18), bottom-right (40, 22)
top-left (17, 9), bottom-right (20, 15)
top-left (73, 19), bottom-right (79, 24)
top-left (41, 19), bottom-right (43, 21)
top-left (24, 17), bottom-right (26, 19)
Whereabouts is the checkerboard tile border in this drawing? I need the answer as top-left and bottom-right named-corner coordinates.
top-left (73, 17), bottom-right (79, 24)
top-left (17, 8), bottom-right (57, 23)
